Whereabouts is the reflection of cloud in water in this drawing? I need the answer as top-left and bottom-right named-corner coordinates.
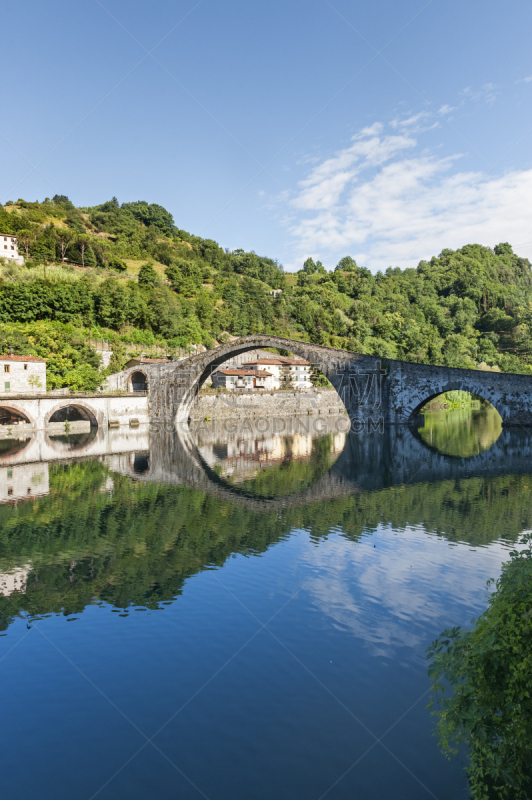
top-left (301, 526), bottom-right (514, 658)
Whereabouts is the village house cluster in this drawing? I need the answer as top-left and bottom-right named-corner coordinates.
top-left (211, 356), bottom-right (313, 391)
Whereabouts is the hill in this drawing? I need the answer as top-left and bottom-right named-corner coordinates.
top-left (0, 195), bottom-right (531, 389)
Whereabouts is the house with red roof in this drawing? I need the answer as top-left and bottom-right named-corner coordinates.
top-left (212, 368), bottom-right (275, 391)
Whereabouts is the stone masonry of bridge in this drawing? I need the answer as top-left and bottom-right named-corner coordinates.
top-left (108, 335), bottom-right (532, 427)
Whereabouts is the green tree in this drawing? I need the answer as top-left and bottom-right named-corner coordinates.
top-left (428, 533), bottom-right (532, 799)
top-left (138, 262), bottom-right (158, 287)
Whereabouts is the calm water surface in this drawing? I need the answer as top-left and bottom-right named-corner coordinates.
top-left (1, 411), bottom-right (530, 799)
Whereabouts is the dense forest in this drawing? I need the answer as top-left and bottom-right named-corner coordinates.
top-left (1, 195), bottom-right (532, 389)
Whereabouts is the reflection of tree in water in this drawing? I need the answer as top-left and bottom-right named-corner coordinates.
top-left (229, 434), bottom-right (337, 498)
top-left (428, 534), bottom-right (532, 799)
top-left (418, 405), bottom-right (502, 458)
top-left (2, 460), bottom-right (532, 633)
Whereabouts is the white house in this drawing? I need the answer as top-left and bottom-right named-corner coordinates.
top-left (0, 354), bottom-right (47, 394)
top-left (0, 233), bottom-right (24, 265)
top-left (212, 369), bottom-right (275, 390)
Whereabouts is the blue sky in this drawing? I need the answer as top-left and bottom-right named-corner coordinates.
top-left (3, 0), bottom-right (532, 271)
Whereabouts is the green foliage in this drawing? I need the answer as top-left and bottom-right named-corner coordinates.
top-left (0, 320), bottom-right (102, 389)
top-left (137, 262), bottom-right (158, 287)
top-left (2, 196), bottom-right (532, 383)
top-left (428, 534), bottom-right (532, 799)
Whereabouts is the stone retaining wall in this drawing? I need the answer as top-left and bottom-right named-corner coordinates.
top-left (189, 388), bottom-right (345, 420)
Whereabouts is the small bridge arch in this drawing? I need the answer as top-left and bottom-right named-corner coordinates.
top-left (0, 403), bottom-right (35, 426)
top-left (44, 400), bottom-right (100, 427)
top-left (129, 370), bottom-right (149, 392)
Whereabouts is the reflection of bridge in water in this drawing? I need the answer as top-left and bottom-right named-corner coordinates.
top-left (106, 418), bottom-right (532, 513)
top-left (3, 413), bottom-right (532, 511)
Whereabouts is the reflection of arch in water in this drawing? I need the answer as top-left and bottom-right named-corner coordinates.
top-left (130, 452), bottom-right (150, 474)
top-left (0, 436), bottom-right (33, 460)
top-left (196, 422), bottom-right (348, 500)
top-left (114, 423), bottom-right (356, 513)
top-left (46, 427), bottom-right (99, 453)
top-left (0, 404), bottom-right (34, 426)
top-left (129, 371), bottom-right (148, 392)
top-left (45, 401), bottom-right (99, 427)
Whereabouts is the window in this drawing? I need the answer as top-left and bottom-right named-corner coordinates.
top-left (3, 245), bottom-right (6, 249)
top-left (24, 364), bottom-right (27, 370)
top-left (3, 237), bottom-right (6, 241)
top-left (4, 382), bottom-right (10, 391)
top-left (7, 469), bottom-right (12, 478)
top-left (4, 365), bottom-right (9, 373)
top-left (10, 246), bottom-right (14, 250)
top-left (7, 487), bottom-right (13, 496)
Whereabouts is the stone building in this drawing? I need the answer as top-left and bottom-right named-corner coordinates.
top-left (0, 232), bottom-right (24, 265)
top-left (0, 354), bottom-right (47, 394)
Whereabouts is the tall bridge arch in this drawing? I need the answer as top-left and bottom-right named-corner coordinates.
top-left (109, 335), bottom-right (532, 427)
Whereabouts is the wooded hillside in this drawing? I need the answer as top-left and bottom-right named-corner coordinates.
top-left (1, 195), bottom-right (531, 389)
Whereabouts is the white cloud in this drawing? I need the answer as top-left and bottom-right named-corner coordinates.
top-left (523, 75), bottom-right (532, 83)
top-left (438, 104), bottom-right (456, 115)
top-left (285, 118), bottom-right (532, 271)
top-left (391, 111), bottom-right (431, 128)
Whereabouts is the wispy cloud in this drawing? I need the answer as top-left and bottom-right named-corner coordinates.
top-left (437, 104), bottom-right (456, 115)
top-left (284, 113), bottom-right (532, 271)
top-left (460, 82), bottom-right (499, 105)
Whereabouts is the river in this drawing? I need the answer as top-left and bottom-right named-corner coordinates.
top-left (0, 408), bottom-right (529, 799)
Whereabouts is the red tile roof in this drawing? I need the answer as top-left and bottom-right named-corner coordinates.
top-left (218, 369), bottom-right (273, 377)
top-left (242, 359), bottom-right (283, 366)
top-left (0, 354), bottom-right (46, 362)
top-left (243, 358), bottom-right (309, 366)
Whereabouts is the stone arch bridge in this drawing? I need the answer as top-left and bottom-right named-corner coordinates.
top-left (112, 335), bottom-right (532, 427)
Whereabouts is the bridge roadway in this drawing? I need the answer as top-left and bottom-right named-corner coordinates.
top-left (107, 335), bottom-right (532, 427)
